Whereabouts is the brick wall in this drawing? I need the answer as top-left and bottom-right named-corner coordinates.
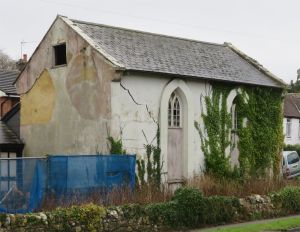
top-left (0, 97), bottom-right (19, 118)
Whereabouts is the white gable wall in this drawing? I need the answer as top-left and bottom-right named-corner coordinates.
top-left (283, 117), bottom-right (300, 145)
top-left (111, 73), bottom-right (216, 178)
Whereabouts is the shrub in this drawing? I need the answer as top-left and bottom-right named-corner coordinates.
top-left (284, 144), bottom-right (300, 156)
top-left (272, 186), bottom-right (300, 213)
top-left (146, 187), bottom-right (241, 228)
top-left (204, 196), bottom-right (240, 224)
top-left (107, 136), bottom-right (126, 154)
top-left (172, 187), bottom-right (205, 227)
top-left (49, 204), bottom-right (106, 231)
top-left (146, 201), bottom-right (178, 227)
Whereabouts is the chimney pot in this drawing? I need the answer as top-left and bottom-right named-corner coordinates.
top-left (23, 54), bottom-right (27, 62)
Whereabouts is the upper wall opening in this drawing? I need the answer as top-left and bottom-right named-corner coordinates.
top-left (53, 43), bottom-right (67, 66)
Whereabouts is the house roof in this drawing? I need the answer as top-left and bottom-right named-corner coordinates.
top-left (0, 69), bottom-right (19, 95)
top-left (284, 93), bottom-right (300, 118)
top-left (0, 121), bottom-right (22, 145)
top-left (61, 16), bottom-right (285, 88)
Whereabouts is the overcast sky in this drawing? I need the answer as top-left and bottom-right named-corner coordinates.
top-left (0, 0), bottom-right (299, 83)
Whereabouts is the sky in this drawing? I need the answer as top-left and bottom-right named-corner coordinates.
top-left (0, 0), bottom-right (299, 83)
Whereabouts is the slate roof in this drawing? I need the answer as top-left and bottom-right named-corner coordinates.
top-left (0, 121), bottom-right (22, 145)
top-left (0, 70), bottom-right (18, 95)
top-left (67, 17), bottom-right (285, 88)
top-left (284, 93), bottom-right (300, 118)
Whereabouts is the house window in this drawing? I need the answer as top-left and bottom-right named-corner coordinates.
top-left (286, 118), bottom-right (292, 138)
top-left (0, 152), bottom-right (16, 192)
top-left (168, 92), bottom-right (181, 128)
top-left (53, 43), bottom-right (67, 66)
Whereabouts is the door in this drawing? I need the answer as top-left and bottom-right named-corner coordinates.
top-left (167, 92), bottom-right (183, 182)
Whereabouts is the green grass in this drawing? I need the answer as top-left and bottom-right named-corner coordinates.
top-left (200, 216), bottom-right (300, 232)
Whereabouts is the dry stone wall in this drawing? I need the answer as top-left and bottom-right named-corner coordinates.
top-left (0, 194), bottom-right (291, 232)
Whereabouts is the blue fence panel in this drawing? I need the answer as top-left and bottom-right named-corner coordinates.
top-left (48, 155), bottom-right (136, 196)
top-left (0, 154), bottom-right (136, 213)
top-left (0, 158), bottom-right (47, 213)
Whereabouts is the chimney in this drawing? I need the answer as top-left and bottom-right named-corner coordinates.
top-left (16, 54), bottom-right (28, 71)
top-left (23, 54), bottom-right (27, 62)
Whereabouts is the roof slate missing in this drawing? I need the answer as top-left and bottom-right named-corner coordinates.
top-left (65, 17), bottom-right (285, 88)
top-left (0, 70), bottom-right (19, 95)
top-left (284, 93), bottom-right (300, 118)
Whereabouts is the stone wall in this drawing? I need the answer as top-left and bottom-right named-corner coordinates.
top-left (0, 204), bottom-right (166, 232)
top-left (0, 194), bottom-right (288, 232)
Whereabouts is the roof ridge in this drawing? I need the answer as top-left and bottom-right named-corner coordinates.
top-left (0, 69), bottom-right (19, 73)
top-left (70, 18), bottom-right (225, 47)
top-left (225, 43), bottom-right (287, 87)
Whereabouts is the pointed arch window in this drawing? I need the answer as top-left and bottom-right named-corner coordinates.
top-left (168, 92), bottom-right (182, 128)
top-left (231, 103), bottom-right (238, 131)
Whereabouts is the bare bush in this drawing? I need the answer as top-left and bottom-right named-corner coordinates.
top-left (187, 175), bottom-right (300, 197)
top-left (0, 50), bottom-right (16, 70)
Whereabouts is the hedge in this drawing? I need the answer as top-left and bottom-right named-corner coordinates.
top-left (271, 186), bottom-right (300, 214)
top-left (146, 187), bottom-right (242, 229)
top-left (1, 187), bottom-right (300, 231)
top-left (284, 144), bottom-right (300, 155)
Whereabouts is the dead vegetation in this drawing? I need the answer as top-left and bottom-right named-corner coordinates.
top-left (40, 175), bottom-right (300, 211)
top-left (187, 175), bottom-right (300, 197)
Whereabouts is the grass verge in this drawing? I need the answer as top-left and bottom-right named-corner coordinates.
top-left (199, 216), bottom-right (300, 232)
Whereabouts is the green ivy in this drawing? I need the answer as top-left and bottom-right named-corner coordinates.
top-left (196, 84), bottom-right (284, 178)
top-left (195, 84), bottom-right (234, 178)
top-left (237, 87), bottom-right (284, 177)
top-left (107, 136), bottom-right (126, 155)
top-left (136, 125), bottom-right (162, 188)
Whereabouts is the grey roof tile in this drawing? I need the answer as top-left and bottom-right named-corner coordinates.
top-left (0, 70), bottom-right (18, 95)
top-left (284, 93), bottom-right (300, 118)
top-left (70, 19), bottom-right (284, 88)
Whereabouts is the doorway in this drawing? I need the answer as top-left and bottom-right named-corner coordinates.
top-left (167, 91), bottom-right (183, 182)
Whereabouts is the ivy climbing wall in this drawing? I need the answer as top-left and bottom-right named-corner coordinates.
top-left (196, 83), bottom-right (284, 178)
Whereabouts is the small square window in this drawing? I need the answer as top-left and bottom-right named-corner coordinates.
top-left (53, 43), bottom-right (67, 66)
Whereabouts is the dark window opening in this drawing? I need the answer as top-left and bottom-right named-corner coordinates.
top-left (54, 43), bottom-right (67, 66)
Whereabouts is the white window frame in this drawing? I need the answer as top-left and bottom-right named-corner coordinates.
top-left (286, 118), bottom-right (292, 138)
top-left (0, 152), bottom-right (17, 192)
top-left (168, 92), bottom-right (182, 128)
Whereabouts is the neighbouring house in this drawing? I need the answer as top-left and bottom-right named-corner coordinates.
top-left (0, 69), bottom-right (23, 157)
top-left (0, 70), bottom-right (20, 118)
top-left (283, 93), bottom-right (300, 145)
top-left (15, 16), bottom-right (286, 184)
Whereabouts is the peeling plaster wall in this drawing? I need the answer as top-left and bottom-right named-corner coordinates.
top-left (111, 73), bottom-right (209, 178)
top-left (16, 18), bottom-right (118, 156)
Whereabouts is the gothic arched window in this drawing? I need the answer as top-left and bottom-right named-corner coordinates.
top-left (168, 92), bottom-right (182, 128)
